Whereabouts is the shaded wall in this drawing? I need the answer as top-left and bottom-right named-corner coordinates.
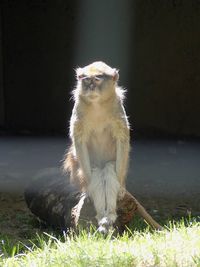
top-left (72, 0), bottom-right (132, 85)
top-left (1, 2), bottom-right (78, 134)
top-left (0, 1), bottom-right (200, 137)
top-left (129, 1), bottom-right (200, 137)
top-left (0, 8), bottom-right (4, 127)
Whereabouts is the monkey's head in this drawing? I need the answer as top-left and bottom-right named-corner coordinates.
top-left (75, 61), bottom-right (119, 102)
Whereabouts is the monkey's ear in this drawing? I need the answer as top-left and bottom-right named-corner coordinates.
top-left (75, 68), bottom-right (84, 80)
top-left (113, 69), bottom-right (119, 82)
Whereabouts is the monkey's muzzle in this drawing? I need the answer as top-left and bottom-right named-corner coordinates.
top-left (88, 80), bottom-right (97, 91)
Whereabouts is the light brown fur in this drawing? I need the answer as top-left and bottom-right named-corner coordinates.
top-left (63, 61), bottom-right (130, 228)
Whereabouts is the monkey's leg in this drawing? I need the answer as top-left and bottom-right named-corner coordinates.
top-left (88, 167), bottom-right (106, 222)
top-left (103, 162), bottom-right (120, 224)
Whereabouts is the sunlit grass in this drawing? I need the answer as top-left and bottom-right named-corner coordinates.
top-left (1, 219), bottom-right (200, 267)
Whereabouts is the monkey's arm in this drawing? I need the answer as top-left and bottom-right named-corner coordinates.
top-left (70, 111), bottom-right (91, 186)
top-left (74, 139), bottom-right (92, 185)
top-left (116, 138), bottom-right (130, 187)
top-left (70, 113), bottom-right (92, 187)
top-left (114, 103), bottom-right (130, 187)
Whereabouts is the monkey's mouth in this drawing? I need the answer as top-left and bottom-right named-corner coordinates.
top-left (88, 92), bottom-right (99, 99)
top-left (88, 94), bottom-right (99, 99)
top-left (85, 90), bottom-right (100, 100)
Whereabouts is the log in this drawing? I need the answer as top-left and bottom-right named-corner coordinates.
top-left (24, 169), bottom-right (162, 232)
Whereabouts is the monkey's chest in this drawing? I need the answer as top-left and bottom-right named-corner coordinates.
top-left (87, 128), bottom-right (116, 168)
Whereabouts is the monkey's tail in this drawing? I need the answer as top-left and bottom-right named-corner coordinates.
top-left (134, 198), bottom-right (163, 230)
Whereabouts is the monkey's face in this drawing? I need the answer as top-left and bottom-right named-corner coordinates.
top-left (79, 74), bottom-right (114, 100)
top-left (76, 61), bottom-right (119, 102)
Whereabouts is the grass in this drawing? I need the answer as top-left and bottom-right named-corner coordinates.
top-left (0, 218), bottom-right (200, 267)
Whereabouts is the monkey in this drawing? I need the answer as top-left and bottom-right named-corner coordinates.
top-left (63, 61), bottom-right (130, 232)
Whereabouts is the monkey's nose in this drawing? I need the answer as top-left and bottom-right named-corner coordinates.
top-left (89, 82), bottom-right (95, 90)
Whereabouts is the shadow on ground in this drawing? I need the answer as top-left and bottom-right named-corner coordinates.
top-left (0, 136), bottom-right (199, 244)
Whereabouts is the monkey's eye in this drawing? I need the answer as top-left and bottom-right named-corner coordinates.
top-left (82, 77), bottom-right (91, 82)
top-left (81, 76), bottom-right (92, 86)
top-left (78, 75), bottom-right (87, 80)
top-left (95, 75), bottom-right (104, 80)
top-left (94, 74), bottom-right (108, 81)
top-left (79, 76), bottom-right (90, 82)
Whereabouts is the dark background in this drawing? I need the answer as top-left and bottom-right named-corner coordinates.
top-left (0, 0), bottom-right (200, 137)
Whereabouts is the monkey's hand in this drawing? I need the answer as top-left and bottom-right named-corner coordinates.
top-left (118, 186), bottom-right (126, 200)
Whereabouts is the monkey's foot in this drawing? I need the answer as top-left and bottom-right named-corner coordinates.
top-left (97, 217), bottom-right (114, 235)
top-left (106, 212), bottom-right (117, 224)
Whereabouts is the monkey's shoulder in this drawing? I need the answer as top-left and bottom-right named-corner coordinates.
top-left (71, 100), bottom-right (129, 141)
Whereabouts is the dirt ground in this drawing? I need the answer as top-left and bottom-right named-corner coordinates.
top-left (0, 193), bottom-right (39, 243)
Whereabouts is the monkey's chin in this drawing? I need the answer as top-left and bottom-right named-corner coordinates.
top-left (85, 92), bottom-right (100, 101)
